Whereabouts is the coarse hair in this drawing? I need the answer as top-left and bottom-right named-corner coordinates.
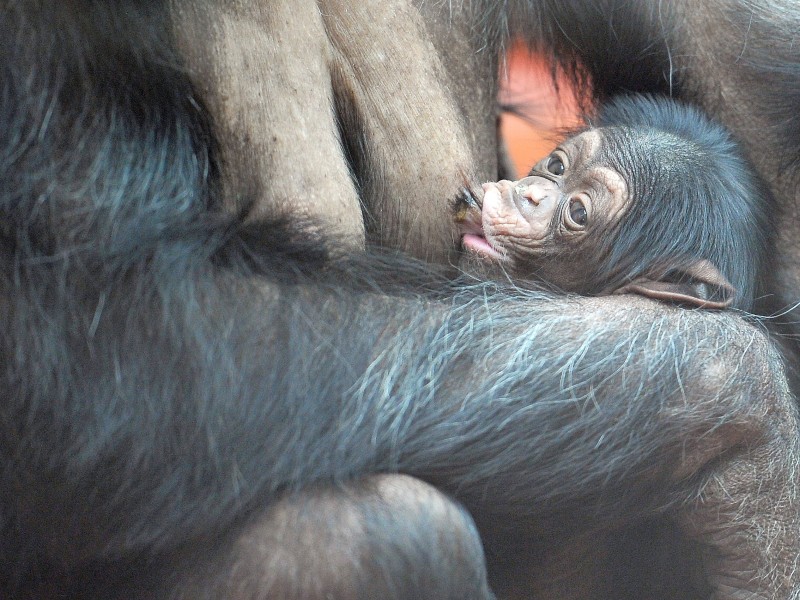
top-left (583, 95), bottom-right (774, 310)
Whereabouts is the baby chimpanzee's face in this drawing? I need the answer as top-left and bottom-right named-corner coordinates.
top-left (459, 130), bottom-right (629, 282)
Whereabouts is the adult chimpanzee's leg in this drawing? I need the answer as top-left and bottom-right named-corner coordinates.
top-left (168, 0), bottom-right (366, 247)
top-left (169, 0), bottom-right (485, 262)
top-left (71, 475), bottom-right (492, 600)
top-left (209, 475), bottom-right (491, 600)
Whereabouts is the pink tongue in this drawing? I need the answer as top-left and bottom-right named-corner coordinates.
top-left (462, 233), bottom-right (502, 258)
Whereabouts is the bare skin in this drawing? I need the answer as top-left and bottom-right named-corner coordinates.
top-left (460, 130), bottom-right (628, 276)
top-left (455, 113), bottom-right (749, 310)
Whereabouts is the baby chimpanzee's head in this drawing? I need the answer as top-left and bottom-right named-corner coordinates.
top-left (459, 94), bottom-right (773, 310)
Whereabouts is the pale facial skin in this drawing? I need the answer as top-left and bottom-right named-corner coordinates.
top-left (459, 130), bottom-right (629, 277)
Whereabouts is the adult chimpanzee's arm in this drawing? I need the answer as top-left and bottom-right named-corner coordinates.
top-left (3, 241), bottom-right (798, 599)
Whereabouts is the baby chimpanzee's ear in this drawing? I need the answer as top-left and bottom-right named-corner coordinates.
top-left (613, 259), bottom-right (736, 309)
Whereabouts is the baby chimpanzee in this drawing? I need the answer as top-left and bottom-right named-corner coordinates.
top-left (458, 95), bottom-right (773, 310)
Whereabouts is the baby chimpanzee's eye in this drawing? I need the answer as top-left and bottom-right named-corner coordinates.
top-left (568, 198), bottom-right (588, 227)
top-left (546, 156), bottom-right (565, 176)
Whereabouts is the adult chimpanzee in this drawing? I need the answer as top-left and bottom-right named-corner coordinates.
top-left (459, 94), bottom-right (773, 310)
top-left (0, 2), bottom-right (798, 600)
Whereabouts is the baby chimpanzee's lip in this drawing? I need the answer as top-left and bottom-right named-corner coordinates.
top-left (462, 232), bottom-right (504, 260)
top-left (458, 210), bottom-right (500, 258)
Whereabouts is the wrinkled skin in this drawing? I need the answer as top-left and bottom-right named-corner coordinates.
top-left (459, 130), bottom-right (629, 289)
top-left (456, 95), bottom-right (766, 311)
top-left (1, 1), bottom-right (799, 600)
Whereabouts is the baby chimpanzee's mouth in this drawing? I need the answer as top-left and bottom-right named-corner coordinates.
top-left (457, 185), bottom-right (506, 261)
top-left (462, 232), bottom-right (504, 259)
top-left (461, 233), bottom-right (500, 259)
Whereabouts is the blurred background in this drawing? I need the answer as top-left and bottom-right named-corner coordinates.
top-left (499, 44), bottom-right (584, 178)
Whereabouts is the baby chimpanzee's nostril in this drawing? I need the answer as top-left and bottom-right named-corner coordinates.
top-left (518, 187), bottom-right (540, 207)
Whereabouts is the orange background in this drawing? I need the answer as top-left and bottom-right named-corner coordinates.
top-left (499, 46), bottom-right (583, 178)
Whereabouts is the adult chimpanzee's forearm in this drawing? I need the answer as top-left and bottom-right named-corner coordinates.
top-left (6, 253), bottom-right (794, 577)
top-left (353, 289), bottom-right (794, 511)
top-left (348, 283), bottom-right (800, 598)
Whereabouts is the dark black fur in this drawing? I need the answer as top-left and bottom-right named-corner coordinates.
top-left (578, 94), bottom-right (774, 310)
top-left (0, 2), bottom-right (796, 599)
top-left (723, 7), bottom-right (800, 172)
top-left (500, 1), bottom-right (677, 101)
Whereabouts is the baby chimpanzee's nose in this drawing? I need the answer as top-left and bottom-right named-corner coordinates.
top-left (511, 176), bottom-right (559, 209)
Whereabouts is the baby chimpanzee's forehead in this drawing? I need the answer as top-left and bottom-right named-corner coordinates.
top-left (558, 130), bottom-right (626, 177)
top-left (553, 130), bottom-right (629, 219)
top-left (559, 130), bottom-right (602, 163)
